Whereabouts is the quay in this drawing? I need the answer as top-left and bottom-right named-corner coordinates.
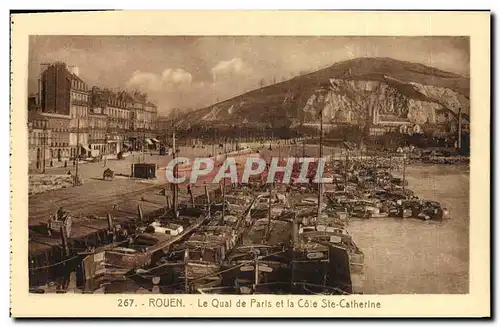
top-left (29, 181), bottom-right (223, 286)
top-left (28, 170), bottom-right (220, 287)
top-left (27, 142), bottom-right (290, 287)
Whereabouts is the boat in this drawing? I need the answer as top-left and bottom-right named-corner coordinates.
top-left (184, 225), bottom-right (236, 292)
top-left (211, 190), bottom-right (255, 217)
top-left (251, 190), bottom-right (290, 219)
top-left (291, 215), bottom-right (364, 294)
top-left (221, 186), bottom-right (294, 294)
top-left (416, 200), bottom-right (450, 221)
top-left (295, 196), bottom-right (327, 212)
top-left (183, 189), bottom-right (256, 292)
top-left (84, 206), bottom-right (208, 278)
top-left (346, 199), bottom-right (382, 219)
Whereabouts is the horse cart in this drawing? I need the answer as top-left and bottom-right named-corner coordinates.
top-left (103, 168), bottom-right (115, 180)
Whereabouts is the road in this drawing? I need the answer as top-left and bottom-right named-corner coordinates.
top-left (28, 147), bottom-right (224, 227)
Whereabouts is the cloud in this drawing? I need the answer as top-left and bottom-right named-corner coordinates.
top-left (126, 68), bottom-right (194, 93)
top-left (123, 60), bottom-right (255, 115)
top-left (211, 57), bottom-right (251, 81)
top-left (162, 69), bottom-right (193, 86)
top-left (127, 71), bottom-right (162, 92)
top-left (125, 68), bottom-right (209, 115)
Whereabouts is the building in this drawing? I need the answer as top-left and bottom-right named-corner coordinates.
top-left (40, 112), bottom-right (71, 166)
top-left (28, 93), bottom-right (39, 111)
top-left (369, 106), bottom-right (414, 136)
top-left (28, 111), bottom-right (51, 171)
top-left (104, 91), bottom-right (131, 131)
top-left (131, 91), bottom-right (147, 132)
top-left (368, 126), bottom-right (387, 137)
top-left (90, 87), bottom-right (133, 154)
top-left (88, 106), bottom-right (108, 156)
top-left (39, 62), bottom-right (72, 116)
top-left (157, 116), bottom-right (172, 135)
top-left (302, 122), bottom-right (349, 133)
top-left (68, 72), bottom-right (90, 159)
top-left (145, 101), bottom-right (158, 131)
top-left (39, 62), bottom-right (90, 162)
top-left (128, 91), bottom-right (158, 150)
top-left (399, 124), bottom-right (423, 135)
top-left (35, 61), bottom-right (160, 160)
top-left (105, 92), bottom-right (131, 154)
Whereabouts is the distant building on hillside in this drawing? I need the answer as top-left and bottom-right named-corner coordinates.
top-left (368, 105), bottom-right (414, 135)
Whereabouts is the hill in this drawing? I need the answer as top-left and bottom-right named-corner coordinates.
top-left (176, 57), bottom-right (470, 130)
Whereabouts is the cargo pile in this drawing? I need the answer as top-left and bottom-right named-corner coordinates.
top-left (29, 175), bottom-right (76, 195)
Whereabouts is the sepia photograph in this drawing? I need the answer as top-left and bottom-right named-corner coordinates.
top-left (10, 11), bottom-right (490, 317)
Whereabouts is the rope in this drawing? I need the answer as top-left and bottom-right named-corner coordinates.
top-left (29, 255), bottom-right (80, 271)
top-left (123, 249), bottom-right (187, 278)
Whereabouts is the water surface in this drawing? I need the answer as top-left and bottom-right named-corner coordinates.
top-left (349, 164), bottom-right (469, 294)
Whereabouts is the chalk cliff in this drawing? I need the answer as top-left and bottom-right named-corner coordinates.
top-left (176, 57), bottom-right (469, 130)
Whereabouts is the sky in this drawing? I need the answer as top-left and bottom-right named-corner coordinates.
top-left (28, 36), bottom-right (469, 116)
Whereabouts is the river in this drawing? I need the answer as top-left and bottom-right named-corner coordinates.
top-left (348, 164), bottom-right (470, 294)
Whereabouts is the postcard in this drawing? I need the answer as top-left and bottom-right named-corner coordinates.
top-left (10, 10), bottom-right (490, 318)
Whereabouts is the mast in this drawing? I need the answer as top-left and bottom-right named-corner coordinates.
top-left (142, 132), bottom-right (146, 162)
top-left (221, 142), bottom-right (227, 222)
top-left (75, 118), bottom-right (80, 185)
top-left (316, 107), bottom-right (323, 228)
top-left (344, 148), bottom-right (349, 194)
top-left (253, 250), bottom-right (260, 292)
top-left (457, 106), bottom-right (462, 153)
top-left (42, 123), bottom-right (47, 174)
top-left (204, 184), bottom-right (210, 217)
top-left (265, 182), bottom-right (273, 241)
top-left (171, 120), bottom-right (178, 215)
top-left (164, 127), bottom-right (167, 155)
top-left (290, 213), bottom-right (298, 291)
top-left (212, 129), bottom-right (215, 157)
top-left (172, 119), bottom-right (176, 155)
top-left (389, 150), bottom-right (392, 174)
top-left (402, 152), bottom-right (406, 196)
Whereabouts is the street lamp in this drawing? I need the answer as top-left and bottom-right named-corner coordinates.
top-left (41, 126), bottom-right (48, 174)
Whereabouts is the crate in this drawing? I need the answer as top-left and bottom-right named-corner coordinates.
top-left (131, 163), bottom-right (157, 179)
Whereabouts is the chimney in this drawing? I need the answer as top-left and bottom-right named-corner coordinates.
top-left (71, 66), bottom-right (80, 77)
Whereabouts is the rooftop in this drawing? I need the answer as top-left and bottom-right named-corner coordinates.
top-left (70, 73), bottom-right (86, 85)
top-left (378, 114), bottom-right (411, 123)
top-left (28, 111), bottom-right (48, 122)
